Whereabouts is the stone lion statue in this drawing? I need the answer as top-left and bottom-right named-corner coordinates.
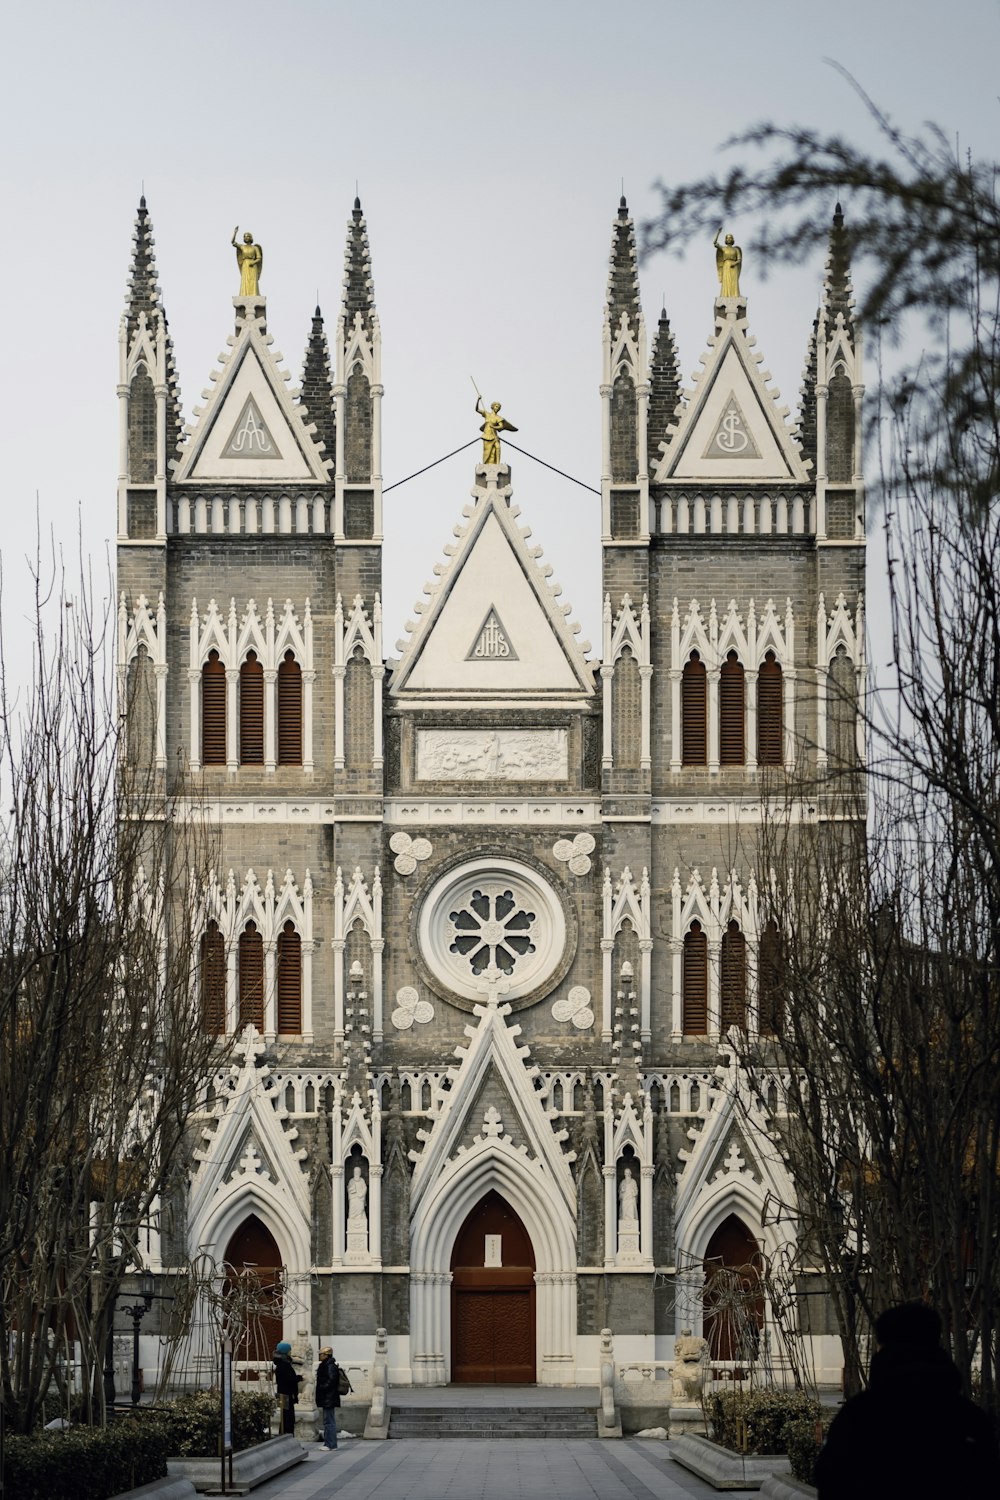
top-left (671, 1330), bottom-right (709, 1405)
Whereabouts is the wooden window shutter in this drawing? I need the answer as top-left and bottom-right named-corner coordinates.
top-left (683, 922), bottom-right (708, 1034)
top-left (719, 651), bottom-right (745, 765)
top-left (200, 921), bottom-right (225, 1035)
top-left (276, 920), bottom-right (302, 1034)
top-left (277, 651), bottom-right (303, 766)
top-left (239, 651), bottom-right (264, 765)
top-left (758, 919), bottom-right (784, 1035)
top-left (238, 921), bottom-right (264, 1031)
top-left (202, 651), bottom-right (227, 765)
top-left (682, 653), bottom-right (707, 765)
top-left (720, 919), bottom-right (747, 1030)
top-left (757, 651), bottom-right (783, 765)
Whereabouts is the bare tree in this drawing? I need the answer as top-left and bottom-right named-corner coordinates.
top-left (0, 548), bottom-right (225, 1431)
top-left (639, 88), bottom-right (1000, 1416)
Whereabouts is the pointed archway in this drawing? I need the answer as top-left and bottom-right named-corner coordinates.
top-left (223, 1213), bottom-right (284, 1362)
top-left (702, 1213), bottom-right (764, 1363)
top-left (450, 1191), bottom-right (535, 1383)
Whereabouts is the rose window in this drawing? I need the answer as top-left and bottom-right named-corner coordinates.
top-left (448, 887), bottom-right (537, 977)
top-left (418, 858), bottom-right (567, 1005)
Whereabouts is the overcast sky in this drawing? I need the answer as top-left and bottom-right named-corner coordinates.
top-left (1, 0), bottom-right (997, 662)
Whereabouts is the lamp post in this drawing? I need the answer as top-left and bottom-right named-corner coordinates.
top-left (121, 1271), bottom-right (155, 1407)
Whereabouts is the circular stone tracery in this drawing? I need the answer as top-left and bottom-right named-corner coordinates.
top-left (417, 858), bottom-right (568, 1007)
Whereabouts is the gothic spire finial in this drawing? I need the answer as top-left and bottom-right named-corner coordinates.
top-left (341, 195), bottom-right (376, 337)
top-left (123, 194), bottom-right (183, 457)
top-left (300, 305), bottom-right (336, 472)
top-left (606, 193), bottom-right (641, 339)
top-left (647, 303), bottom-right (683, 471)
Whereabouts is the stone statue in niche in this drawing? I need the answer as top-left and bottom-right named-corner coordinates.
top-left (618, 1166), bottom-right (639, 1225)
top-left (345, 1162), bottom-right (369, 1263)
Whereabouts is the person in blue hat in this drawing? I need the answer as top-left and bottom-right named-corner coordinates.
top-left (273, 1340), bottom-right (302, 1435)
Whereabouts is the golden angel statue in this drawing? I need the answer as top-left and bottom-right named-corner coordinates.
top-left (476, 397), bottom-right (518, 465)
top-left (232, 227), bottom-right (263, 297)
top-left (714, 230), bottom-right (742, 299)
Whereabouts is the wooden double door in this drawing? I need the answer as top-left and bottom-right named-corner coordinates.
top-left (451, 1191), bottom-right (536, 1383)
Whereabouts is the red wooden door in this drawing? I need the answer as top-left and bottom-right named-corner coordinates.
top-left (451, 1191), bottom-right (535, 1383)
top-left (703, 1213), bottom-right (764, 1363)
top-left (223, 1214), bottom-right (283, 1361)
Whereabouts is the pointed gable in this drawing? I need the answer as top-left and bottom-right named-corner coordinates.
top-left (390, 466), bottom-right (593, 700)
top-left (173, 305), bottom-right (332, 484)
top-left (654, 303), bottom-right (811, 484)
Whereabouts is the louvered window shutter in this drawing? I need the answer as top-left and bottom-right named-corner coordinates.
top-left (202, 651), bottom-right (227, 765)
top-left (240, 652), bottom-right (264, 765)
top-left (682, 654), bottom-right (707, 765)
top-left (758, 920), bottom-right (784, 1035)
top-left (757, 652), bottom-right (783, 766)
top-left (200, 922), bottom-right (225, 1035)
top-left (238, 922), bottom-right (264, 1031)
top-left (277, 651), bottom-right (303, 766)
top-left (683, 922), bottom-right (708, 1033)
top-left (719, 651), bottom-right (745, 765)
top-left (276, 920), bottom-right (302, 1034)
top-left (720, 920), bottom-right (747, 1029)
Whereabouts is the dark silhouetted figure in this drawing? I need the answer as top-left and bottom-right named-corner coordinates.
top-left (815, 1303), bottom-right (999, 1498)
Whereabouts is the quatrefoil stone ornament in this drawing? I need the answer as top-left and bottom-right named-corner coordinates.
top-left (552, 831), bottom-right (596, 877)
top-left (551, 984), bottom-right (594, 1029)
top-left (390, 831), bottom-right (433, 876)
top-left (391, 984), bottom-right (434, 1030)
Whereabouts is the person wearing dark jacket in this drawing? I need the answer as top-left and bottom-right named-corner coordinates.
top-left (314, 1345), bottom-right (341, 1449)
top-left (815, 1303), bottom-right (999, 1499)
top-left (272, 1340), bottom-right (303, 1435)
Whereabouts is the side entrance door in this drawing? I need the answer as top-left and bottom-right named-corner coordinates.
top-left (450, 1190), bottom-right (535, 1383)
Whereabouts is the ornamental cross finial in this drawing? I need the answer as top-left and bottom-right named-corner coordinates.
top-left (477, 961), bottom-right (513, 1008)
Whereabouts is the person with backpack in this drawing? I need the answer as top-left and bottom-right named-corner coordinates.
top-left (315, 1345), bottom-right (350, 1450)
top-left (815, 1303), bottom-right (999, 1498)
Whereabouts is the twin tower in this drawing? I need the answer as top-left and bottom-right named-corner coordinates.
top-left (116, 194), bottom-right (864, 1387)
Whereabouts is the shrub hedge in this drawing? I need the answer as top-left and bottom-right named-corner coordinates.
top-left (784, 1412), bottom-right (833, 1485)
top-left (709, 1388), bottom-right (823, 1456)
top-left (2, 1389), bottom-right (275, 1500)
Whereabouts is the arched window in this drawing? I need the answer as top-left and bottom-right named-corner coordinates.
top-left (757, 651), bottom-right (783, 766)
top-left (719, 650), bottom-right (745, 765)
top-left (202, 650), bottom-right (226, 765)
top-left (828, 645), bottom-right (858, 768)
top-left (758, 919), bottom-right (784, 1036)
top-left (239, 651), bottom-right (264, 765)
top-left (720, 919), bottom-right (747, 1030)
top-left (682, 652), bottom-right (707, 766)
top-left (277, 650), bottom-right (303, 766)
top-left (238, 920), bottom-right (264, 1031)
top-left (683, 921), bottom-right (708, 1034)
top-left (200, 920), bottom-right (225, 1036)
top-left (276, 919), bottom-right (301, 1034)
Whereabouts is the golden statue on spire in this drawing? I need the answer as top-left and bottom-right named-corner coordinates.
top-left (473, 382), bottom-right (518, 466)
top-left (714, 229), bottom-right (742, 299)
top-left (232, 227), bottom-right (263, 297)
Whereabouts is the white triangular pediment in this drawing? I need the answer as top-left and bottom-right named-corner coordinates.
top-left (174, 314), bottom-right (331, 484)
top-left (391, 478), bottom-right (592, 699)
top-left (656, 314), bottom-right (810, 484)
top-left (409, 1000), bottom-right (576, 1219)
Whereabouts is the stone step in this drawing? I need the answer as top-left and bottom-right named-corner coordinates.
top-left (388, 1406), bottom-right (597, 1439)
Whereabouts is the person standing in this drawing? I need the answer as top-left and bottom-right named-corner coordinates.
top-left (272, 1340), bottom-right (302, 1436)
top-left (814, 1303), bottom-right (999, 1498)
top-left (314, 1345), bottom-right (342, 1450)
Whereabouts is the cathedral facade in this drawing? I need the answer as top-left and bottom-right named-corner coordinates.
top-left (117, 195), bottom-right (864, 1387)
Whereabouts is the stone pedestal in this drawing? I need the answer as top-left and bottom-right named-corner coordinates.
top-left (346, 1226), bottom-right (368, 1263)
top-left (617, 1226), bottom-right (640, 1260)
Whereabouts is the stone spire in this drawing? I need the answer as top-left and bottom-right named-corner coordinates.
top-left (299, 305), bottom-right (337, 472)
top-left (605, 195), bottom-right (642, 342)
top-left (123, 194), bottom-right (183, 457)
top-left (646, 303), bottom-right (683, 471)
top-left (342, 196), bottom-right (376, 338)
top-left (797, 203), bottom-right (857, 471)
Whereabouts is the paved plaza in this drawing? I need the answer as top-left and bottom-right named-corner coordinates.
top-left (250, 1439), bottom-right (756, 1500)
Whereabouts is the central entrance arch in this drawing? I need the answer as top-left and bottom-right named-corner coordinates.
top-left (450, 1191), bottom-right (535, 1383)
top-left (703, 1213), bottom-right (764, 1363)
top-left (223, 1213), bottom-right (284, 1362)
